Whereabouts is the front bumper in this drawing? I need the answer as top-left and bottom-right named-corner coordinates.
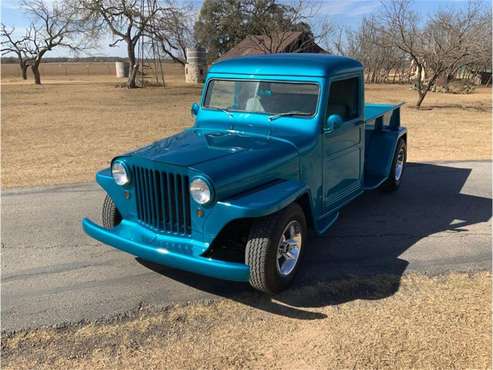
top-left (82, 218), bottom-right (250, 282)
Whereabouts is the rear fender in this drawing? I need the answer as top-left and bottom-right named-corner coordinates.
top-left (364, 127), bottom-right (407, 184)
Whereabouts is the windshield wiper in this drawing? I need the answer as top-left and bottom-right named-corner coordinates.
top-left (211, 107), bottom-right (233, 118)
top-left (268, 111), bottom-right (311, 121)
top-left (222, 108), bottom-right (234, 118)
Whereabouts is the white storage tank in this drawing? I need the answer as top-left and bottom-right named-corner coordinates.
top-left (115, 61), bottom-right (130, 78)
top-left (185, 48), bottom-right (207, 83)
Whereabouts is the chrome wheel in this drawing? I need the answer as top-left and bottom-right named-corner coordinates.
top-left (394, 146), bottom-right (405, 181)
top-left (276, 220), bottom-right (302, 276)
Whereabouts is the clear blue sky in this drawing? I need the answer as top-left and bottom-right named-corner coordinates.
top-left (1, 0), bottom-right (489, 57)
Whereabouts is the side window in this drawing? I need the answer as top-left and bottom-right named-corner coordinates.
top-left (327, 77), bottom-right (360, 121)
top-left (204, 80), bottom-right (235, 108)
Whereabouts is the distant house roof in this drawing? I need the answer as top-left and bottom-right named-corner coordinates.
top-left (217, 31), bottom-right (325, 62)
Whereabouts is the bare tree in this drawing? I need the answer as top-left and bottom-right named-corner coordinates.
top-left (376, 0), bottom-right (431, 106)
top-left (245, 0), bottom-right (332, 54)
top-left (81, 0), bottom-right (161, 88)
top-left (429, 4), bottom-right (492, 90)
top-left (377, 0), bottom-right (490, 107)
top-left (1, 25), bottom-right (34, 79)
top-left (150, 4), bottom-right (194, 65)
top-left (20, 0), bottom-right (90, 84)
top-left (331, 17), bottom-right (409, 84)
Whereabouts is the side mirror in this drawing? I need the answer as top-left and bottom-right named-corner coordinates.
top-left (326, 114), bottom-right (343, 132)
top-left (191, 102), bottom-right (200, 117)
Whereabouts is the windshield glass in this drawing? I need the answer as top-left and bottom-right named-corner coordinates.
top-left (203, 80), bottom-right (319, 117)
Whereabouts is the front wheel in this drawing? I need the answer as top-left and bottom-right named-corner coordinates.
top-left (245, 203), bottom-right (307, 294)
top-left (381, 138), bottom-right (407, 192)
top-left (102, 195), bottom-right (122, 229)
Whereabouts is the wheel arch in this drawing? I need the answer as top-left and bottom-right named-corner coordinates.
top-left (203, 189), bottom-right (315, 263)
top-left (294, 192), bottom-right (315, 232)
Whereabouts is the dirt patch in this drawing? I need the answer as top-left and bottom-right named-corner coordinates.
top-left (2, 272), bottom-right (491, 369)
top-left (1, 75), bottom-right (491, 188)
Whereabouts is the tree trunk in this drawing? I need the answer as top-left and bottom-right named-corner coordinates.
top-left (128, 64), bottom-right (139, 88)
top-left (20, 62), bottom-right (28, 80)
top-left (415, 73), bottom-right (439, 108)
top-left (32, 62), bottom-right (41, 85)
top-left (414, 64), bottom-right (424, 107)
top-left (416, 91), bottom-right (426, 108)
top-left (127, 41), bottom-right (138, 88)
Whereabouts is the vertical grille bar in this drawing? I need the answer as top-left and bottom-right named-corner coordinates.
top-left (168, 173), bottom-right (176, 232)
top-left (173, 175), bottom-right (180, 233)
top-left (165, 173), bottom-right (171, 231)
top-left (176, 175), bottom-right (183, 234)
top-left (180, 176), bottom-right (187, 234)
top-left (160, 171), bottom-right (167, 229)
top-left (151, 170), bottom-right (157, 227)
top-left (134, 167), bottom-right (142, 219)
top-left (142, 168), bottom-right (149, 224)
top-left (184, 176), bottom-right (191, 234)
top-left (146, 168), bottom-right (154, 226)
top-left (153, 170), bottom-right (161, 228)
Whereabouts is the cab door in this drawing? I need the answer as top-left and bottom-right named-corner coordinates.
top-left (322, 74), bottom-right (364, 212)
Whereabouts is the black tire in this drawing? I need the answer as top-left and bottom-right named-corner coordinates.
top-left (245, 203), bottom-right (307, 294)
top-left (102, 195), bottom-right (122, 229)
top-left (381, 138), bottom-right (407, 192)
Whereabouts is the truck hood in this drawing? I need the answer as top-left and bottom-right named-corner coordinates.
top-left (128, 129), bottom-right (300, 199)
top-left (129, 128), bottom-right (296, 167)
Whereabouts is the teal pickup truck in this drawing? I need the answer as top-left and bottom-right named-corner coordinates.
top-left (82, 54), bottom-right (407, 294)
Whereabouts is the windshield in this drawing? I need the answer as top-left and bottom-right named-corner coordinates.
top-left (203, 80), bottom-right (319, 117)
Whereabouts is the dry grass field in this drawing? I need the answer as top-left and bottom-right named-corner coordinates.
top-left (1, 65), bottom-right (491, 188)
top-left (3, 272), bottom-right (491, 369)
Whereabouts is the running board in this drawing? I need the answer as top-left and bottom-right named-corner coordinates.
top-left (363, 174), bottom-right (387, 190)
top-left (316, 211), bottom-right (339, 235)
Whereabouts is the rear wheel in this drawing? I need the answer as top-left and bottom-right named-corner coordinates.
top-left (245, 203), bottom-right (307, 294)
top-left (381, 138), bottom-right (406, 192)
top-left (102, 195), bottom-right (122, 229)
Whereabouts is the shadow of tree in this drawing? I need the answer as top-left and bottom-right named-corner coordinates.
top-left (137, 162), bottom-right (491, 320)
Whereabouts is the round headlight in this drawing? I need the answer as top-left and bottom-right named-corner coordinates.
top-left (190, 178), bottom-right (212, 205)
top-left (112, 161), bottom-right (130, 186)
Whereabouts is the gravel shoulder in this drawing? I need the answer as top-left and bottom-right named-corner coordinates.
top-left (3, 272), bottom-right (491, 370)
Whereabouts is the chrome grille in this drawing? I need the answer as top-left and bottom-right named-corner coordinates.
top-left (133, 166), bottom-right (191, 235)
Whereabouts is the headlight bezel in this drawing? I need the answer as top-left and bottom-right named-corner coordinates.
top-left (190, 176), bottom-right (214, 205)
top-left (112, 160), bottom-right (130, 186)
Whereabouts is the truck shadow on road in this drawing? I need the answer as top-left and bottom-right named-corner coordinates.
top-left (138, 162), bottom-right (492, 320)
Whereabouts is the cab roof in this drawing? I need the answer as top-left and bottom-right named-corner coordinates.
top-left (209, 53), bottom-right (363, 78)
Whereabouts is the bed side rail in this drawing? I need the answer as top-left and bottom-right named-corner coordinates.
top-left (364, 103), bottom-right (404, 131)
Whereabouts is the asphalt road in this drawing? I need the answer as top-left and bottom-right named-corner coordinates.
top-left (2, 161), bottom-right (491, 332)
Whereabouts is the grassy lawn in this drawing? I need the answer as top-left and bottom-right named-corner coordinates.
top-left (3, 272), bottom-right (491, 369)
top-left (1, 74), bottom-right (491, 188)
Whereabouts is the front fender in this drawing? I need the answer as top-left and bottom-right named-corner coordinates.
top-left (95, 168), bottom-right (136, 220)
top-left (202, 180), bottom-right (310, 243)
